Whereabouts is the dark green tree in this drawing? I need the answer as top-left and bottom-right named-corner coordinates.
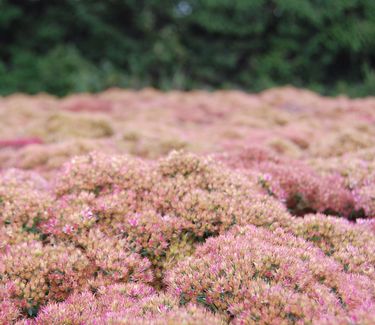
top-left (0, 0), bottom-right (374, 96)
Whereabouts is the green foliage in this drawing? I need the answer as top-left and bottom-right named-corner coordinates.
top-left (0, 0), bottom-right (374, 96)
top-left (26, 305), bottom-right (39, 318)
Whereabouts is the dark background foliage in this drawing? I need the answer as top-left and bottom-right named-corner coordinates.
top-left (0, 0), bottom-right (374, 96)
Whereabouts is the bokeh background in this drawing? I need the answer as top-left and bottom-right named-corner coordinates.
top-left (1, 0), bottom-right (374, 97)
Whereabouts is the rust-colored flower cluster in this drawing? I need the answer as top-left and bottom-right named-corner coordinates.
top-left (0, 88), bottom-right (375, 324)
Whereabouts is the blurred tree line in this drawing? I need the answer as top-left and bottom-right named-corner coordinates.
top-left (0, 0), bottom-right (374, 96)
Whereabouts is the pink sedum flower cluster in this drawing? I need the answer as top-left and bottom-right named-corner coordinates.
top-left (0, 88), bottom-right (375, 324)
top-left (166, 225), bottom-right (375, 324)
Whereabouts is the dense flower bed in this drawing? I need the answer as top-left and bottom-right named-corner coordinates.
top-left (0, 87), bottom-right (374, 324)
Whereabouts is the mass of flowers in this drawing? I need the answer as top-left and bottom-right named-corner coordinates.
top-left (0, 87), bottom-right (374, 324)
